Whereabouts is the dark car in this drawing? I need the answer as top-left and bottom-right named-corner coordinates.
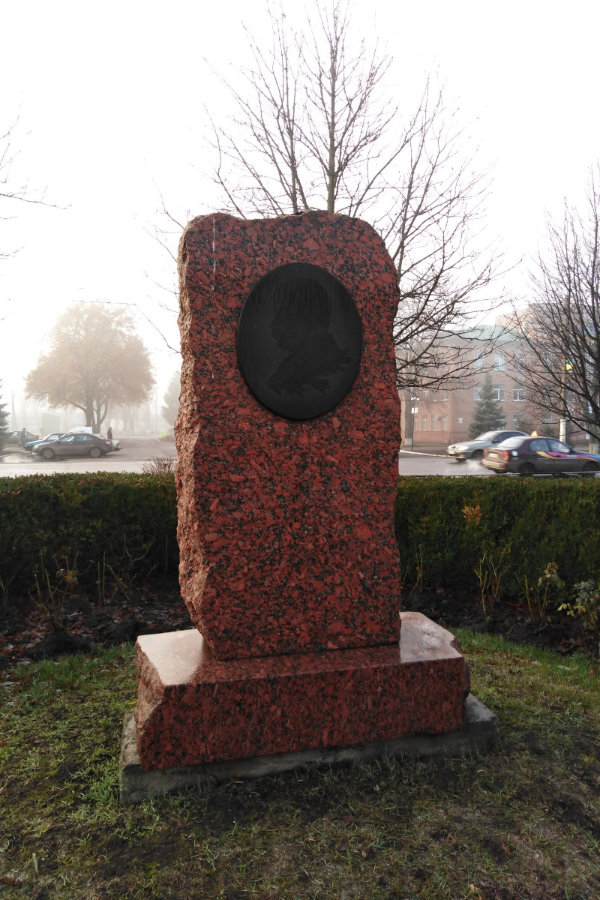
top-left (447, 429), bottom-right (527, 462)
top-left (1, 429), bottom-right (39, 448)
top-left (482, 435), bottom-right (600, 476)
top-left (24, 432), bottom-right (65, 451)
top-left (32, 432), bottom-right (121, 460)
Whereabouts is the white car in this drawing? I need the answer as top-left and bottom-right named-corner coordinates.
top-left (447, 429), bottom-right (527, 462)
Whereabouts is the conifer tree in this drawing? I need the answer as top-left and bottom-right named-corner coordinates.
top-left (469, 373), bottom-right (506, 438)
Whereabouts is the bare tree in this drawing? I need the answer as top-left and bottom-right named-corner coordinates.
top-left (510, 167), bottom-right (600, 445)
top-left (214, 2), bottom-right (403, 218)
top-left (1, 118), bottom-right (55, 260)
top-left (383, 87), bottom-right (497, 391)
top-left (26, 303), bottom-right (155, 431)
top-left (1, 120), bottom-right (30, 262)
top-left (211, 0), bottom-right (499, 393)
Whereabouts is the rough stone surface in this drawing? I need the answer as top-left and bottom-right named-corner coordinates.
top-left (121, 693), bottom-right (497, 804)
top-left (134, 612), bottom-right (470, 771)
top-left (129, 210), bottom-right (487, 796)
top-left (175, 211), bottom-right (401, 660)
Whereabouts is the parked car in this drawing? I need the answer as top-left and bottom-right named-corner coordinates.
top-left (24, 432), bottom-right (65, 451)
top-left (32, 432), bottom-right (121, 460)
top-left (482, 435), bottom-right (600, 476)
top-left (1, 429), bottom-right (39, 448)
top-left (447, 429), bottom-right (527, 462)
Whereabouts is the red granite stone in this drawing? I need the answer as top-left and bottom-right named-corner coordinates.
top-left (135, 612), bottom-right (470, 770)
top-left (176, 211), bottom-right (402, 660)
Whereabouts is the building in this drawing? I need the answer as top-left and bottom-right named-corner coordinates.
top-left (401, 329), bottom-right (559, 449)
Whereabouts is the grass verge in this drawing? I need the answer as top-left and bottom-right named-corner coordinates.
top-left (1, 632), bottom-right (599, 899)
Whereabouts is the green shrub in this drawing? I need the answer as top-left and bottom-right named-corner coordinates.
top-left (395, 476), bottom-right (600, 603)
top-left (0, 473), bottom-right (178, 605)
top-left (559, 580), bottom-right (600, 655)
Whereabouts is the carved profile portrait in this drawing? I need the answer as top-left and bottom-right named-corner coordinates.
top-left (237, 263), bottom-right (362, 419)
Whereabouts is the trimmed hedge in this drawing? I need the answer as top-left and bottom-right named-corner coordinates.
top-left (395, 475), bottom-right (600, 601)
top-left (2, 472), bottom-right (599, 615)
top-left (0, 473), bottom-right (178, 603)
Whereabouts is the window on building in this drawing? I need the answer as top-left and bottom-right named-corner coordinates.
top-left (421, 416), bottom-right (428, 431)
top-left (513, 387), bottom-right (525, 401)
top-left (475, 383), bottom-right (504, 401)
top-left (514, 354), bottom-right (525, 373)
top-left (440, 416), bottom-right (448, 431)
top-left (474, 356), bottom-right (485, 371)
top-left (493, 353), bottom-right (505, 371)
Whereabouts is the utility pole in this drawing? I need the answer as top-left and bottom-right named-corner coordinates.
top-left (559, 360), bottom-right (572, 443)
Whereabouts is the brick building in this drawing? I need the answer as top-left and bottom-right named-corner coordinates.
top-left (401, 329), bottom-right (559, 449)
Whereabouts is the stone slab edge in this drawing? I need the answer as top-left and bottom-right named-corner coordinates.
top-left (120, 694), bottom-right (498, 805)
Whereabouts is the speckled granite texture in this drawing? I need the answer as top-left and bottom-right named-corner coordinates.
top-left (175, 211), bottom-right (402, 661)
top-left (134, 612), bottom-right (470, 770)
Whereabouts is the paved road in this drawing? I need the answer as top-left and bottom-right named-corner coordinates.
top-left (398, 450), bottom-right (492, 477)
top-left (0, 436), bottom-right (176, 477)
top-left (0, 437), bottom-right (489, 478)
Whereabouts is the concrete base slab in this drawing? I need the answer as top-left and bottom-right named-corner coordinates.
top-left (120, 693), bottom-right (498, 804)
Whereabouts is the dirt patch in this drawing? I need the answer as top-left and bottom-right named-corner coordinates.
top-left (0, 583), bottom-right (597, 672)
top-left (407, 588), bottom-right (598, 658)
top-left (0, 585), bottom-right (192, 671)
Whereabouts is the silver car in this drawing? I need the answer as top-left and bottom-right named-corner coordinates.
top-left (447, 429), bottom-right (527, 462)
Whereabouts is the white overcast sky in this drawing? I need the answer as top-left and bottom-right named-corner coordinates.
top-left (2, 0), bottom-right (600, 403)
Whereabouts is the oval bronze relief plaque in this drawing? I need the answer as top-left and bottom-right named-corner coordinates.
top-left (237, 263), bottom-right (363, 420)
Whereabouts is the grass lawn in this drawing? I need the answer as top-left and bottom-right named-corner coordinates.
top-left (1, 631), bottom-right (599, 899)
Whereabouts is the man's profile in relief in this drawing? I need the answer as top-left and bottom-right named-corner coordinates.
top-left (268, 277), bottom-right (352, 397)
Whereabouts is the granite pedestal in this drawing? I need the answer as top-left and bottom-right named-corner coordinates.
top-left (122, 693), bottom-right (497, 803)
top-left (134, 613), bottom-right (470, 770)
top-left (124, 612), bottom-right (495, 803)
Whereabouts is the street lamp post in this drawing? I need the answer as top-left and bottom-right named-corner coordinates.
top-left (410, 397), bottom-right (419, 449)
top-left (559, 360), bottom-right (572, 443)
